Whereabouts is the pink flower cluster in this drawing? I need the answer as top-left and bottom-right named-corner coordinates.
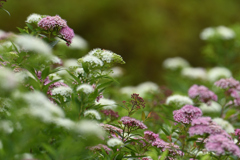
top-left (60, 26), bottom-right (75, 46)
top-left (38, 15), bottom-right (67, 30)
top-left (215, 78), bottom-right (240, 106)
top-left (101, 109), bottom-right (119, 119)
top-left (214, 77), bottom-right (240, 89)
top-left (88, 144), bottom-right (112, 154)
top-left (144, 130), bottom-right (159, 142)
top-left (205, 134), bottom-right (240, 157)
top-left (235, 129), bottom-right (240, 139)
top-left (173, 105), bottom-right (202, 124)
top-left (120, 116), bottom-right (147, 130)
top-left (188, 85), bottom-right (217, 104)
top-left (100, 123), bottom-right (123, 135)
top-left (189, 117), bottom-right (230, 138)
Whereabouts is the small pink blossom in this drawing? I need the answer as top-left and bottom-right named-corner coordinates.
top-left (188, 85), bottom-right (217, 104)
top-left (120, 116), bottom-right (147, 130)
top-left (173, 105), bottom-right (202, 124)
top-left (205, 134), bottom-right (240, 157)
top-left (60, 26), bottom-right (75, 46)
top-left (88, 144), bottom-right (112, 154)
top-left (214, 77), bottom-right (240, 89)
top-left (144, 130), bottom-right (159, 142)
top-left (38, 15), bottom-right (67, 30)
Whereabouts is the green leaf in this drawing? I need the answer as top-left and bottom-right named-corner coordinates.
top-left (82, 62), bottom-right (89, 74)
top-left (97, 81), bottom-right (113, 90)
top-left (159, 150), bottom-right (169, 160)
top-left (26, 23), bottom-right (34, 32)
top-left (42, 79), bottom-right (61, 94)
top-left (142, 111), bottom-right (145, 121)
top-left (41, 67), bottom-right (50, 80)
top-left (66, 70), bottom-right (81, 85)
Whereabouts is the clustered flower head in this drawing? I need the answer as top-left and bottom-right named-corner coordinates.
top-left (205, 134), bottom-right (240, 157)
top-left (188, 84), bottom-right (218, 105)
top-left (107, 138), bottom-right (123, 147)
top-left (76, 84), bottom-right (94, 94)
top-left (130, 93), bottom-right (145, 109)
top-left (144, 130), bottom-right (159, 142)
top-left (84, 109), bottom-right (101, 120)
top-left (200, 26), bottom-right (235, 40)
top-left (235, 129), bottom-right (240, 139)
top-left (162, 57), bottom-right (190, 70)
top-left (37, 15), bottom-right (74, 46)
top-left (101, 109), bottom-right (119, 119)
top-left (100, 123), bottom-right (123, 135)
top-left (26, 13), bottom-right (43, 24)
top-left (207, 67), bottom-right (232, 82)
top-left (88, 144), bottom-right (112, 154)
top-left (166, 94), bottom-right (193, 107)
top-left (120, 116), bottom-right (147, 130)
top-left (173, 105), bottom-right (202, 124)
top-left (189, 117), bottom-right (231, 138)
top-left (214, 77), bottom-right (240, 89)
top-left (181, 67), bottom-right (207, 80)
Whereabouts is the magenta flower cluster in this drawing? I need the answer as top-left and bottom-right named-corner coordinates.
top-left (38, 15), bottom-right (67, 30)
top-left (205, 134), bottom-right (240, 157)
top-left (173, 105), bottom-right (202, 124)
top-left (100, 123), bottom-right (123, 135)
top-left (214, 77), bottom-right (240, 89)
top-left (120, 116), bottom-right (147, 130)
top-left (88, 144), bottom-right (112, 154)
top-left (189, 117), bottom-right (230, 138)
top-left (144, 130), bottom-right (159, 142)
top-left (188, 84), bottom-right (217, 104)
top-left (38, 15), bottom-right (75, 46)
top-left (101, 109), bottom-right (119, 119)
top-left (235, 129), bottom-right (240, 139)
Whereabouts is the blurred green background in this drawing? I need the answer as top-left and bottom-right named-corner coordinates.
top-left (1, 0), bottom-right (240, 85)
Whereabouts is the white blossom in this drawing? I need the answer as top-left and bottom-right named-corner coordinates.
top-left (53, 118), bottom-right (76, 130)
top-left (76, 120), bottom-right (105, 137)
top-left (181, 67), bottom-right (207, 80)
top-left (0, 120), bottom-right (13, 134)
top-left (163, 57), bottom-right (190, 70)
top-left (84, 109), bottom-right (101, 120)
top-left (136, 81), bottom-right (159, 96)
top-left (0, 67), bottom-right (18, 91)
top-left (51, 86), bottom-right (72, 97)
top-left (212, 118), bottom-right (234, 133)
top-left (69, 35), bottom-right (88, 49)
top-left (64, 59), bottom-right (80, 68)
top-left (75, 68), bottom-right (84, 76)
top-left (166, 95), bottom-right (193, 106)
top-left (80, 55), bottom-right (103, 67)
top-left (26, 13), bottom-right (42, 23)
top-left (216, 26), bottom-right (235, 40)
top-left (15, 70), bottom-right (36, 82)
top-left (77, 84), bottom-right (94, 94)
top-left (49, 55), bottom-right (62, 64)
top-left (109, 66), bottom-right (124, 77)
top-left (207, 67), bottom-right (232, 82)
top-left (107, 138), bottom-right (123, 147)
top-left (120, 86), bottom-right (137, 97)
top-left (200, 27), bottom-right (215, 40)
top-left (96, 98), bottom-right (117, 110)
top-left (15, 35), bottom-right (52, 55)
top-left (199, 101), bottom-right (222, 113)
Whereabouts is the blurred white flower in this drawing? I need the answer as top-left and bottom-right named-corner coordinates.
top-left (199, 101), bottom-right (222, 113)
top-left (76, 120), bottom-right (105, 137)
top-left (163, 57), bottom-right (190, 70)
top-left (48, 73), bottom-right (62, 81)
top-left (109, 66), bottom-right (124, 77)
top-left (207, 67), bottom-right (232, 82)
top-left (136, 81), bottom-right (159, 96)
top-left (64, 59), bottom-right (80, 68)
top-left (15, 70), bottom-right (36, 82)
top-left (96, 98), bottom-right (117, 110)
top-left (26, 13), bottom-right (42, 23)
top-left (0, 120), bottom-right (13, 134)
top-left (107, 138), bottom-right (123, 147)
top-left (0, 67), bottom-right (18, 91)
top-left (15, 35), bottom-right (52, 55)
top-left (181, 67), bottom-right (207, 80)
top-left (50, 55), bottom-right (62, 64)
top-left (69, 34), bottom-right (88, 49)
top-left (51, 86), bottom-right (72, 97)
top-left (89, 48), bottom-right (113, 63)
top-left (200, 27), bottom-right (215, 40)
top-left (84, 109), bottom-right (101, 120)
top-left (77, 84), bottom-right (94, 94)
top-left (20, 91), bottom-right (65, 122)
top-left (53, 118), bottom-right (76, 130)
top-left (75, 68), bottom-right (84, 76)
top-left (216, 26), bottom-right (235, 40)
top-left (0, 41), bottom-right (20, 51)
top-left (200, 26), bottom-right (235, 40)
top-left (120, 86), bottom-right (137, 97)
top-left (166, 95), bottom-right (193, 106)
top-left (212, 118), bottom-right (234, 133)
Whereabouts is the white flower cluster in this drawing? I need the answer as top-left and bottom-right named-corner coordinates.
top-left (14, 35), bottom-right (52, 55)
top-left (199, 101), bottom-right (221, 113)
top-left (81, 55), bottom-right (103, 67)
top-left (166, 95), bottom-right (193, 107)
top-left (207, 67), bottom-right (232, 82)
top-left (109, 66), bottom-right (124, 77)
top-left (181, 67), bottom-right (207, 80)
top-left (69, 35), bottom-right (88, 49)
top-left (51, 86), bottom-right (73, 97)
top-left (0, 120), bottom-right (14, 134)
top-left (0, 68), bottom-right (18, 92)
top-left (212, 118), bottom-right (234, 133)
top-left (76, 120), bottom-right (105, 137)
top-left (25, 13), bottom-right (42, 23)
top-left (75, 68), bottom-right (84, 76)
top-left (96, 98), bottom-right (117, 110)
top-left (49, 55), bottom-right (62, 64)
top-left (120, 81), bottom-right (159, 97)
top-left (77, 84), bottom-right (94, 94)
top-left (83, 109), bottom-right (101, 120)
top-left (200, 26), bottom-right (235, 40)
top-left (64, 59), bottom-right (81, 68)
top-left (89, 48), bottom-right (114, 63)
top-left (107, 138), bottom-right (123, 147)
top-left (0, 41), bottom-right (20, 51)
top-left (162, 57), bottom-right (190, 70)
